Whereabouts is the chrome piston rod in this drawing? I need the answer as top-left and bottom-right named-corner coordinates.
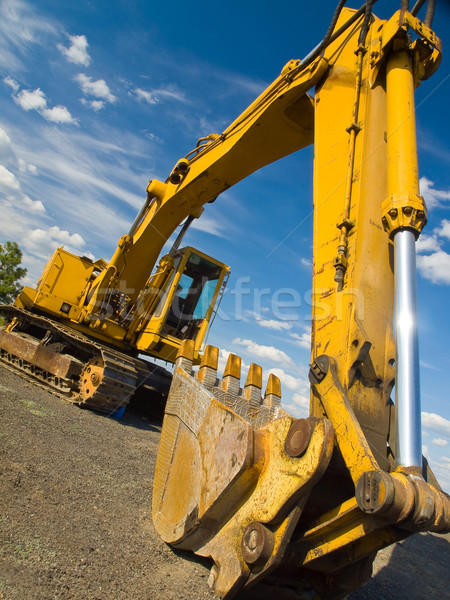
top-left (394, 230), bottom-right (422, 467)
top-left (385, 48), bottom-right (425, 469)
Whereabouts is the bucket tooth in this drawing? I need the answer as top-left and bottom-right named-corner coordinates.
top-left (244, 363), bottom-right (263, 425)
top-left (175, 339), bottom-right (195, 372)
top-left (244, 363), bottom-right (263, 401)
top-left (221, 353), bottom-right (241, 399)
top-left (197, 345), bottom-right (219, 390)
top-left (264, 373), bottom-right (282, 417)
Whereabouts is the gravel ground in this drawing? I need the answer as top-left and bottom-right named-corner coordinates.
top-left (0, 366), bottom-right (449, 600)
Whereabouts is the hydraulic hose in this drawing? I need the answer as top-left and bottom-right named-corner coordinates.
top-left (301, 1), bottom-right (379, 70)
top-left (358, 0), bottom-right (374, 46)
top-left (300, 0), bottom-right (349, 69)
top-left (411, 0), bottom-right (435, 27)
top-left (411, 0), bottom-right (426, 16)
top-left (424, 0), bottom-right (435, 27)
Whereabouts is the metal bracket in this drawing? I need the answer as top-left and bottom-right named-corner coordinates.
top-left (370, 10), bottom-right (442, 87)
top-left (381, 192), bottom-right (427, 238)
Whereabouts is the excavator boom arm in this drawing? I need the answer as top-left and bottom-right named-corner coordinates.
top-left (89, 58), bottom-right (328, 305)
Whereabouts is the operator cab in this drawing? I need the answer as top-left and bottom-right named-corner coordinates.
top-left (136, 247), bottom-right (229, 363)
top-left (163, 252), bottom-right (224, 339)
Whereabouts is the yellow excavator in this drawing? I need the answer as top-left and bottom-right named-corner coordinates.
top-left (1, 0), bottom-right (449, 597)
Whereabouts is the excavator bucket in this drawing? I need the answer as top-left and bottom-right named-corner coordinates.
top-left (153, 341), bottom-right (335, 598)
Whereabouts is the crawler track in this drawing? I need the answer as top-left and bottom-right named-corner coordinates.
top-left (0, 306), bottom-right (168, 414)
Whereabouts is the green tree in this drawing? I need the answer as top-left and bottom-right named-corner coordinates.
top-left (0, 241), bottom-right (27, 304)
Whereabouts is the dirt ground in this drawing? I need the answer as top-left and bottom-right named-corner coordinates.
top-left (1, 365), bottom-right (449, 600)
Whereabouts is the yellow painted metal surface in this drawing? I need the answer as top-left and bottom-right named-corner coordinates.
top-left (311, 9), bottom-right (396, 469)
top-left (381, 48), bottom-right (427, 237)
top-left (30, 248), bottom-right (94, 317)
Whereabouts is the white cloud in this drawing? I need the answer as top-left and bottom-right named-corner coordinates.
top-left (134, 88), bottom-right (158, 105)
top-left (0, 0), bottom-right (57, 70)
top-left (18, 157), bottom-right (37, 174)
top-left (416, 234), bottom-right (441, 254)
top-left (417, 250), bottom-right (450, 284)
top-left (12, 88), bottom-right (77, 124)
top-left (3, 76), bottom-right (19, 92)
top-left (0, 164), bottom-right (20, 190)
top-left (232, 338), bottom-right (290, 364)
top-left (23, 226), bottom-right (87, 259)
top-left (420, 360), bottom-right (440, 372)
top-left (0, 127), bottom-right (37, 175)
top-left (0, 128), bottom-right (14, 165)
top-left (256, 319), bottom-right (292, 331)
top-left (0, 127), bottom-right (12, 149)
top-left (190, 214), bottom-right (227, 238)
top-left (81, 98), bottom-right (105, 111)
top-left (292, 392), bottom-right (310, 409)
top-left (75, 74), bottom-right (116, 103)
top-left (144, 131), bottom-right (163, 144)
top-left (134, 86), bottom-right (186, 105)
top-left (267, 367), bottom-right (306, 392)
top-left (438, 220), bottom-right (450, 241)
top-left (300, 257), bottom-right (311, 268)
top-left (289, 331), bottom-right (311, 349)
top-left (57, 34), bottom-right (90, 66)
top-left (425, 457), bottom-right (450, 494)
top-left (420, 177), bottom-right (450, 209)
top-left (283, 392), bottom-right (310, 418)
top-left (422, 412), bottom-right (450, 438)
top-left (432, 438), bottom-right (448, 447)
top-left (22, 195), bottom-right (45, 212)
top-left (15, 88), bottom-right (47, 111)
top-left (0, 165), bottom-right (45, 212)
top-left (41, 105), bottom-right (77, 124)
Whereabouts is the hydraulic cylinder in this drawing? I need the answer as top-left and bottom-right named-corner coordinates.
top-left (386, 48), bottom-right (423, 468)
top-left (394, 230), bottom-right (422, 468)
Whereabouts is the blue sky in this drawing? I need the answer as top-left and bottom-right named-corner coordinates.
top-left (1, 0), bottom-right (449, 491)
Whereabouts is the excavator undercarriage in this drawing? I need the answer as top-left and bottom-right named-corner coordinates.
top-left (0, 306), bottom-right (171, 414)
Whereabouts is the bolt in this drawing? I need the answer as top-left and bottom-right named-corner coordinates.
top-left (285, 419), bottom-right (313, 458)
top-left (91, 373), bottom-right (100, 386)
top-left (176, 160), bottom-right (190, 173)
top-left (389, 208), bottom-right (398, 218)
top-left (247, 529), bottom-right (259, 551)
top-left (169, 172), bottom-right (181, 184)
top-left (241, 522), bottom-right (274, 565)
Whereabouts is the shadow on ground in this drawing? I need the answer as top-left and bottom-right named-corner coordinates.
top-left (349, 532), bottom-right (450, 599)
